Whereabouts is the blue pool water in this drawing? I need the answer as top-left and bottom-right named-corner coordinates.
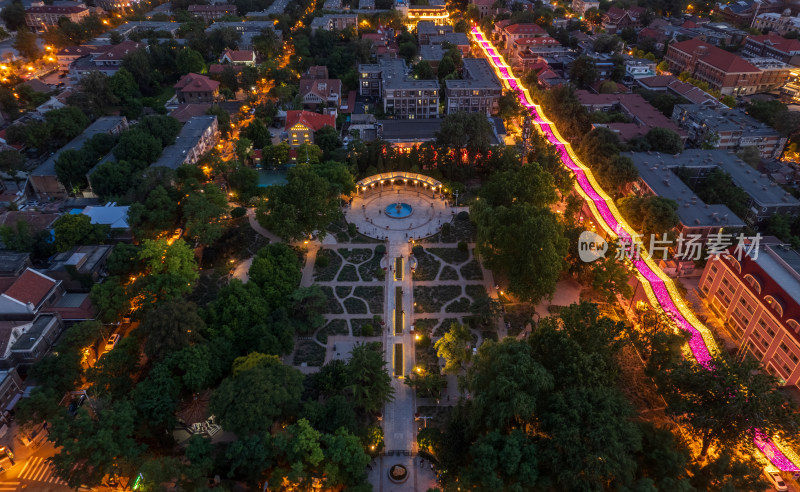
top-left (385, 203), bottom-right (413, 218)
top-left (257, 170), bottom-right (288, 187)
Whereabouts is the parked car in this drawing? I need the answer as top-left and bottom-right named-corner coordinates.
top-left (104, 334), bottom-right (121, 352)
top-left (764, 469), bottom-right (788, 492)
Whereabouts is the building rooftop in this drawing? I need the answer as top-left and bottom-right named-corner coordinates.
top-left (10, 314), bottom-right (56, 352)
top-left (669, 38), bottom-right (760, 73)
top-left (361, 58), bottom-right (439, 90)
top-left (0, 253), bottom-right (29, 278)
top-left (577, 91), bottom-right (686, 138)
top-left (81, 204), bottom-right (130, 229)
top-left (204, 20), bottom-right (277, 32)
top-left (746, 33), bottom-right (800, 54)
top-left (174, 73), bottom-right (220, 94)
top-left (445, 58), bottom-right (502, 90)
top-left (31, 116), bottom-right (127, 178)
top-left (188, 3), bottom-right (235, 11)
top-left (420, 44), bottom-right (446, 61)
top-left (3, 269), bottom-right (57, 308)
top-left (503, 23), bottom-right (547, 36)
top-left (47, 245), bottom-right (111, 275)
top-left (170, 103), bottom-right (212, 123)
top-left (752, 243), bottom-right (800, 307)
top-left (624, 151), bottom-right (745, 228)
top-left (285, 110), bottom-right (336, 132)
top-left (429, 32), bottom-right (470, 46)
top-left (674, 103), bottom-right (781, 137)
top-left (152, 115), bottom-right (218, 170)
top-left (377, 119), bottom-right (442, 141)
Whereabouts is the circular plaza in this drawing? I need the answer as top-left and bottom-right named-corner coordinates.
top-left (345, 172), bottom-right (454, 242)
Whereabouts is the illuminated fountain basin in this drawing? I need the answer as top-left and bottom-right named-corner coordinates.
top-left (385, 203), bottom-right (413, 218)
top-left (387, 464), bottom-right (408, 483)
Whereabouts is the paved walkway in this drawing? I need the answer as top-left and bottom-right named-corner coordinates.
top-left (346, 187), bottom-right (455, 242)
top-left (246, 208), bottom-right (281, 243)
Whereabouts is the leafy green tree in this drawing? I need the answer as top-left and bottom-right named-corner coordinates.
top-left (645, 127), bottom-right (684, 154)
top-left (345, 342), bottom-right (394, 414)
top-left (49, 400), bottom-right (144, 488)
top-left (0, 149), bottom-right (24, 183)
top-left (208, 105), bottom-right (232, 137)
top-left (478, 161), bottom-right (558, 209)
top-left (90, 277), bottom-right (130, 323)
top-left (688, 451), bottom-right (768, 492)
top-left (89, 160), bottom-right (135, 201)
top-left (301, 395), bottom-right (359, 435)
top-left (176, 47), bottom-right (206, 75)
top-left (113, 129), bottom-right (162, 167)
top-left (55, 149), bottom-right (93, 192)
top-left (52, 213), bottom-right (108, 252)
top-left (87, 335), bottom-right (140, 399)
top-left (657, 353), bottom-right (800, 459)
top-left (616, 195), bottom-right (679, 240)
top-left (234, 137), bottom-right (253, 162)
top-left (139, 299), bottom-right (205, 362)
top-left (228, 163), bottom-right (260, 203)
top-left (211, 353), bottom-right (304, 436)
top-left (248, 243), bottom-right (302, 306)
top-left (436, 112), bottom-right (494, 155)
top-left (569, 55), bottom-right (598, 88)
top-left (412, 60), bottom-right (434, 79)
top-left (13, 28), bottom-right (39, 60)
top-left (108, 68), bottom-right (140, 102)
top-left (288, 285), bottom-right (327, 334)
top-left (473, 202), bottom-right (567, 303)
top-left (242, 118), bottom-right (271, 148)
top-left (311, 159), bottom-right (356, 196)
top-left (404, 370), bottom-right (446, 398)
top-left (434, 322), bottom-right (473, 373)
top-left (314, 126), bottom-right (341, 156)
top-left (135, 238), bottom-right (199, 305)
top-left (257, 164), bottom-right (342, 241)
top-left (182, 184), bottom-right (229, 246)
top-left (127, 185), bottom-right (179, 239)
top-left (1, 1), bottom-right (26, 31)
top-left (45, 106), bottom-right (89, 144)
top-left (68, 72), bottom-right (118, 118)
top-left (137, 114), bottom-right (182, 147)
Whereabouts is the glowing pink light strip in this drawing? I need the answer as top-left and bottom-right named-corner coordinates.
top-left (471, 26), bottom-right (799, 471)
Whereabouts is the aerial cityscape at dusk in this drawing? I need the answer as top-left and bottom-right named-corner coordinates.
top-left (1, 0), bottom-right (800, 489)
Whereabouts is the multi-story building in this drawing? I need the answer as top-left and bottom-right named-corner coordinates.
top-left (495, 22), bottom-right (547, 56)
top-left (601, 6), bottom-right (645, 33)
top-left (204, 21), bottom-right (282, 50)
top-left (151, 116), bottom-right (220, 169)
top-left (672, 103), bottom-right (787, 159)
top-left (665, 38), bottom-right (791, 95)
top-left (743, 33), bottom-right (800, 66)
top-left (358, 58), bottom-right (439, 119)
top-left (399, 2), bottom-right (449, 26)
top-left (25, 5), bottom-right (89, 32)
top-left (30, 117), bottom-right (129, 199)
top-left (716, 0), bottom-right (785, 26)
top-left (284, 110), bottom-right (336, 148)
top-left (699, 239), bottom-right (800, 391)
top-left (445, 58), bottom-right (502, 116)
top-left (571, 0), bottom-right (599, 15)
top-left (309, 14), bottom-right (358, 32)
top-left (625, 59), bottom-right (656, 79)
top-left (188, 4), bottom-right (237, 21)
top-left (417, 21), bottom-right (452, 44)
top-left (174, 73), bottom-right (220, 104)
top-left (56, 45), bottom-right (108, 72)
top-left (628, 148), bottom-right (800, 224)
top-left (752, 10), bottom-right (800, 36)
top-left (576, 91), bottom-right (687, 143)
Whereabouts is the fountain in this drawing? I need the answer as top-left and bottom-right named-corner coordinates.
top-left (387, 464), bottom-right (408, 483)
top-left (385, 202), bottom-right (413, 218)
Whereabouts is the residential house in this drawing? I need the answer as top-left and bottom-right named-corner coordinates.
top-left (56, 45), bottom-right (108, 72)
top-left (299, 77), bottom-right (342, 113)
top-left (68, 40), bottom-right (143, 81)
top-left (44, 245), bottom-right (112, 292)
top-left (30, 117), bottom-right (129, 200)
top-left (601, 6), bottom-right (645, 33)
top-left (624, 59), bottom-right (656, 80)
top-left (188, 4), bottom-right (237, 21)
top-left (743, 33), bottom-right (800, 66)
top-left (219, 49), bottom-right (256, 66)
top-left (417, 21), bottom-right (452, 44)
top-left (25, 5), bottom-right (89, 31)
top-left (151, 115), bottom-right (219, 169)
top-left (497, 23), bottom-right (547, 56)
top-left (429, 32), bottom-right (471, 56)
top-left (664, 38), bottom-right (791, 95)
top-left (204, 21), bottom-right (282, 50)
top-left (284, 110), bottom-right (336, 148)
top-left (672, 103), bottom-right (787, 159)
top-left (174, 73), bottom-right (220, 104)
top-left (716, 0), bottom-right (785, 26)
top-left (445, 58), bottom-right (502, 116)
top-left (699, 238), bottom-right (800, 392)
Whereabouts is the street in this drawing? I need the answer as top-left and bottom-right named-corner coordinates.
top-left (0, 440), bottom-right (71, 492)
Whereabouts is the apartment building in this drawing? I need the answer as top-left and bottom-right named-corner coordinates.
top-left (25, 5), bottom-right (89, 31)
top-left (188, 4), bottom-right (237, 21)
top-left (699, 239), bottom-right (800, 391)
top-left (665, 38), bottom-right (791, 95)
top-left (571, 0), bottom-right (599, 15)
top-left (743, 33), bottom-right (800, 66)
top-left (358, 58), bottom-right (439, 119)
top-left (672, 103), bottom-right (787, 159)
top-left (444, 58), bottom-right (502, 116)
top-left (151, 116), bottom-right (220, 169)
top-left (309, 14), bottom-right (358, 32)
top-left (752, 10), bottom-right (800, 36)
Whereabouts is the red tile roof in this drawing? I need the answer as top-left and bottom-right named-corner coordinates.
top-left (503, 23), bottom-right (547, 36)
top-left (188, 4), bottom-right (235, 11)
top-left (670, 38), bottom-right (760, 73)
top-left (604, 7), bottom-right (627, 22)
top-left (25, 5), bottom-right (86, 13)
top-left (94, 40), bottom-right (142, 62)
top-left (221, 49), bottom-right (255, 63)
top-left (170, 103), bottom-right (212, 123)
top-left (57, 45), bottom-right (109, 57)
top-left (747, 33), bottom-right (800, 54)
top-left (285, 110), bottom-right (335, 132)
top-left (175, 73), bottom-right (220, 93)
top-left (299, 78), bottom-right (342, 101)
top-left (3, 269), bottom-right (56, 307)
top-left (512, 36), bottom-right (561, 46)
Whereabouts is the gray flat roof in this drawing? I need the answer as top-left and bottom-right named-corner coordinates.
top-left (11, 314), bottom-right (55, 352)
top-left (32, 116), bottom-right (126, 178)
top-left (674, 103), bottom-right (779, 137)
top-left (445, 58), bottom-right (502, 90)
top-left (205, 20), bottom-right (276, 32)
top-left (420, 44), bottom-right (445, 61)
top-left (151, 115), bottom-right (217, 170)
top-left (754, 245), bottom-right (800, 306)
top-left (624, 151), bottom-right (745, 228)
top-left (378, 119), bottom-right (441, 140)
top-left (359, 58), bottom-right (439, 90)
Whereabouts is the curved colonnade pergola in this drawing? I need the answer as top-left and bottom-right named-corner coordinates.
top-left (355, 172), bottom-right (442, 197)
